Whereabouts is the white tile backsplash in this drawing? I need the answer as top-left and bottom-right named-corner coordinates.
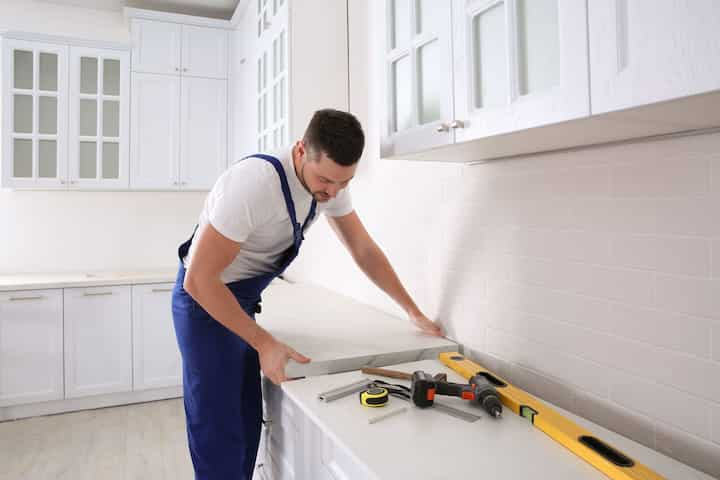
top-left (655, 274), bottom-right (720, 320)
top-left (713, 403), bottom-right (720, 445)
top-left (609, 235), bottom-right (712, 276)
top-left (611, 155), bottom-right (711, 198)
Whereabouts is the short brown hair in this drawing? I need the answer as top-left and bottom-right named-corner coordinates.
top-left (303, 109), bottom-right (365, 166)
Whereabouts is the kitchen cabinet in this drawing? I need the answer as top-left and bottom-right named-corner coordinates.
top-left (68, 47), bottom-right (130, 189)
top-left (1, 38), bottom-right (68, 189)
top-left (63, 285), bottom-right (132, 398)
top-left (588, 0), bottom-right (720, 115)
top-left (0, 289), bottom-right (63, 407)
top-left (379, 0), bottom-right (589, 159)
top-left (127, 10), bottom-right (230, 190)
top-left (233, 0), bottom-right (348, 159)
top-left (131, 283), bottom-right (182, 390)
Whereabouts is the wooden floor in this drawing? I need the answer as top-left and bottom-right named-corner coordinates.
top-left (0, 399), bottom-right (194, 480)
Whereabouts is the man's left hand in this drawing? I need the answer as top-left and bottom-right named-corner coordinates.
top-left (409, 311), bottom-right (443, 337)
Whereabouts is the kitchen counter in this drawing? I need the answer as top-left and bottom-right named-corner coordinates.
top-left (0, 269), bottom-right (177, 291)
top-left (279, 359), bottom-right (715, 480)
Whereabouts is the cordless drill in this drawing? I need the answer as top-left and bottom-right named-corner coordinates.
top-left (411, 370), bottom-right (503, 418)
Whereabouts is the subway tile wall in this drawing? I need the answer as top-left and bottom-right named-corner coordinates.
top-left (288, 131), bottom-right (720, 477)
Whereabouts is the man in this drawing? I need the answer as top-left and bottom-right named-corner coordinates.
top-left (172, 109), bottom-right (442, 479)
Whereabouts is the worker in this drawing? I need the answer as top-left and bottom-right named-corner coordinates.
top-left (171, 108), bottom-right (442, 479)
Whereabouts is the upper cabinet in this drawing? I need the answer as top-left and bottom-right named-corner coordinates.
top-left (588, 0), bottom-right (720, 115)
top-left (379, 0), bottom-right (589, 159)
top-left (131, 19), bottom-right (228, 79)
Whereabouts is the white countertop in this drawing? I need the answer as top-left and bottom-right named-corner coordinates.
top-left (282, 359), bottom-right (715, 480)
top-left (257, 281), bottom-right (458, 378)
top-left (0, 269), bottom-right (178, 291)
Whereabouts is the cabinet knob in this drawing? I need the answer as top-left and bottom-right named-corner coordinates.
top-left (449, 120), bottom-right (465, 129)
top-left (183, 68), bottom-right (188, 72)
top-left (175, 67), bottom-right (179, 71)
top-left (173, 181), bottom-right (179, 186)
top-left (436, 123), bottom-right (450, 133)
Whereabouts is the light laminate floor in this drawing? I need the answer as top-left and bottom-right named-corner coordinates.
top-left (0, 399), bottom-right (194, 480)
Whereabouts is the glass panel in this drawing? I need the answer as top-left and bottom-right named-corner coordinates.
top-left (102, 142), bottom-right (119, 179)
top-left (258, 0), bottom-right (261, 14)
top-left (79, 142), bottom-right (97, 179)
top-left (273, 83), bottom-right (279, 122)
top-left (280, 125), bottom-right (285, 145)
top-left (273, 37), bottom-right (279, 78)
top-left (39, 53), bottom-right (58, 91)
top-left (257, 18), bottom-right (262, 38)
top-left (103, 100), bottom-right (120, 137)
top-left (103, 59), bottom-right (121, 95)
top-left (517, 0), bottom-right (559, 95)
top-left (14, 95), bottom-right (33, 133)
top-left (416, 0), bottom-right (442, 35)
top-left (392, 0), bottom-right (411, 49)
top-left (473, 3), bottom-right (508, 109)
top-left (80, 99), bottom-right (98, 136)
top-left (392, 55), bottom-right (412, 132)
top-left (262, 93), bottom-right (268, 129)
top-left (262, 52), bottom-right (268, 88)
top-left (418, 40), bottom-right (441, 124)
top-left (38, 140), bottom-right (57, 178)
top-left (257, 97), bottom-right (262, 133)
top-left (257, 57), bottom-right (262, 93)
top-left (273, 128), bottom-right (279, 148)
top-left (279, 77), bottom-right (285, 120)
top-left (39, 96), bottom-right (57, 134)
top-left (13, 139), bottom-right (33, 178)
top-left (80, 57), bottom-right (98, 94)
top-left (279, 31), bottom-right (285, 73)
top-left (14, 50), bottom-right (33, 89)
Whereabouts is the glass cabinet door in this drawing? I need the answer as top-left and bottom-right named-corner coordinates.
top-left (379, 0), bottom-right (454, 158)
top-left (257, 0), bottom-right (288, 152)
top-left (68, 47), bottom-right (129, 189)
top-left (1, 40), bottom-right (68, 188)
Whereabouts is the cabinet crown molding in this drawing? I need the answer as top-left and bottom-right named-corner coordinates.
top-left (0, 30), bottom-right (130, 51)
top-left (123, 7), bottom-right (234, 30)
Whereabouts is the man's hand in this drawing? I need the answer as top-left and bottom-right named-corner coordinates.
top-left (257, 336), bottom-right (311, 384)
top-left (409, 311), bottom-right (443, 337)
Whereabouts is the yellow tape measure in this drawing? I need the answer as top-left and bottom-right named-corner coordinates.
top-left (359, 386), bottom-right (389, 407)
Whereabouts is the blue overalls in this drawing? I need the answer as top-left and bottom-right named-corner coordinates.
top-left (171, 154), bottom-right (317, 480)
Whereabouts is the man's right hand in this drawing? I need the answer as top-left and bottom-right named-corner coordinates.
top-left (257, 335), bottom-right (311, 384)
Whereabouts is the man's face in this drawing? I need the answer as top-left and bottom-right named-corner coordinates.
top-left (299, 146), bottom-right (357, 203)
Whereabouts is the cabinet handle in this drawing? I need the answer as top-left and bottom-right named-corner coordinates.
top-left (181, 181), bottom-right (187, 186)
top-left (449, 120), bottom-right (465, 129)
top-left (173, 181), bottom-right (179, 186)
top-left (83, 291), bottom-right (113, 297)
top-left (183, 68), bottom-right (188, 72)
top-left (60, 180), bottom-right (67, 185)
top-left (9, 295), bottom-right (45, 302)
top-left (436, 123), bottom-right (450, 133)
top-left (151, 288), bottom-right (173, 293)
top-left (175, 67), bottom-right (179, 71)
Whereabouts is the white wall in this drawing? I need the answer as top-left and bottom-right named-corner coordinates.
top-left (286, 1), bottom-right (720, 476)
top-left (0, 1), bottom-right (205, 274)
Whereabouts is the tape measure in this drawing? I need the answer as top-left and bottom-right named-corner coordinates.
top-left (359, 386), bottom-right (389, 407)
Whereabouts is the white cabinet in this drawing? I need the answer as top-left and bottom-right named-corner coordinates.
top-left (131, 284), bottom-right (182, 390)
top-left (131, 19), bottom-right (228, 79)
top-left (588, 0), bottom-right (720, 115)
top-left (130, 72), bottom-right (181, 189)
top-left (0, 290), bottom-right (63, 407)
top-left (128, 12), bottom-right (229, 190)
top-left (63, 286), bottom-right (132, 398)
top-left (68, 47), bottom-right (130, 189)
top-left (1, 39), bottom-right (68, 189)
top-left (180, 77), bottom-right (227, 189)
top-left (378, 0), bottom-right (590, 159)
top-left (234, 0), bottom-right (348, 159)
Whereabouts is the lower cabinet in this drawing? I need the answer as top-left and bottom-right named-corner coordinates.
top-left (257, 378), bottom-right (372, 480)
top-left (132, 283), bottom-right (182, 390)
top-left (0, 289), bottom-right (64, 407)
top-left (63, 285), bottom-right (133, 398)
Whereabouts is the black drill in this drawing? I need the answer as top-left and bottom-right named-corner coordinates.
top-left (411, 370), bottom-right (503, 418)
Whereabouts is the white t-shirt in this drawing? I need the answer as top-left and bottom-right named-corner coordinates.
top-left (184, 146), bottom-right (353, 283)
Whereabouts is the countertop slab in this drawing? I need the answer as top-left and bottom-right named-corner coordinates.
top-left (282, 359), bottom-right (715, 480)
top-left (0, 269), bottom-right (178, 291)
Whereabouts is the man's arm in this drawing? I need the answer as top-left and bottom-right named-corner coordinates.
top-left (183, 223), bottom-right (310, 383)
top-left (327, 211), bottom-right (442, 336)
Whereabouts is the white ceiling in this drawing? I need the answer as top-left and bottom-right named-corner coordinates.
top-left (37, 0), bottom-right (241, 19)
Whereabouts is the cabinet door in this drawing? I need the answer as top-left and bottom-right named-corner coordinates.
top-left (179, 77), bottom-right (227, 190)
top-left (64, 286), bottom-right (132, 398)
top-left (181, 25), bottom-right (229, 79)
top-left (0, 290), bottom-right (63, 407)
top-left (1, 39), bottom-right (68, 189)
top-left (589, 0), bottom-right (720, 114)
top-left (131, 19), bottom-right (182, 76)
top-left (130, 72), bottom-right (181, 190)
top-left (452, 0), bottom-right (589, 143)
top-left (378, 0), bottom-right (455, 158)
top-left (131, 284), bottom-right (182, 390)
top-left (68, 47), bottom-right (130, 189)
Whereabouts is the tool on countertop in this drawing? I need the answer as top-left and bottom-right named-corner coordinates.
top-left (411, 370), bottom-right (503, 418)
top-left (318, 378), bottom-right (371, 402)
top-left (359, 386), bottom-right (390, 407)
top-left (439, 352), bottom-right (665, 480)
top-left (368, 407), bottom-right (407, 424)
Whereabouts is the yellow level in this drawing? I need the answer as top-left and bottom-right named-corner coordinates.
top-left (439, 352), bottom-right (664, 480)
